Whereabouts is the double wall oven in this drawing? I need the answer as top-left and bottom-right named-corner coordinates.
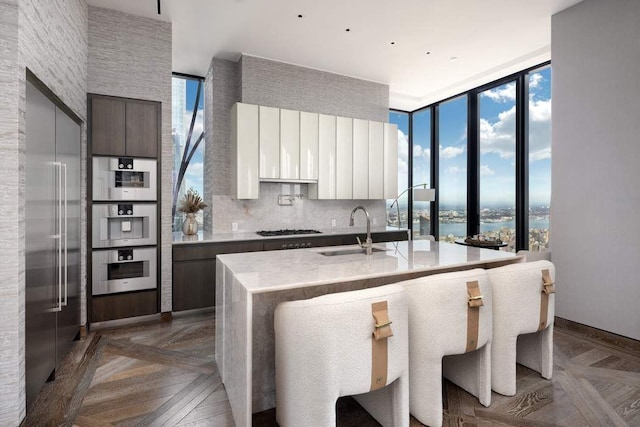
top-left (92, 157), bottom-right (158, 295)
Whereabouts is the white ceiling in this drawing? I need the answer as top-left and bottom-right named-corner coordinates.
top-left (86, 0), bottom-right (583, 111)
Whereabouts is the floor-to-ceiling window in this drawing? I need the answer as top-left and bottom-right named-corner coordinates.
top-left (479, 81), bottom-right (517, 251)
top-left (438, 95), bottom-right (468, 243)
top-left (392, 62), bottom-right (551, 251)
top-left (387, 111), bottom-right (409, 228)
top-left (412, 108), bottom-right (432, 238)
top-left (527, 66), bottom-right (551, 251)
top-left (172, 74), bottom-right (205, 231)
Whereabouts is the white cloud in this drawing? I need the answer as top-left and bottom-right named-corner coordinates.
top-left (480, 164), bottom-right (495, 176)
top-left (397, 129), bottom-right (409, 175)
top-left (481, 82), bottom-right (516, 102)
top-left (479, 106), bottom-right (516, 159)
top-left (446, 166), bottom-right (465, 174)
top-left (479, 96), bottom-right (551, 163)
top-left (186, 161), bottom-right (203, 177)
top-left (529, 98), bottom-right (552, 162)
top-left (440, 145), bottom-right (465, 159)
top-left (413, 144), bottom-right (430, 160)
top-left (529, 73), bottom-right (543, 90)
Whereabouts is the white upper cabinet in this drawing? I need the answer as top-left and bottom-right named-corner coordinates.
top-left (259, 106), bottom-right (280, 179)
top-left (336, 117), bottom-right (353, 199)
top-left (352, 118), bottom-right (369, 200)
top-left (384, 122), bottom-right (398, 199)
top-left (280, 109), bottom-right (300, 180)
top-left (314, 114), bottom-right (336, 199)
top-left (368, 121), bottom-right (384, 199)
top-left (300, 111), bottom-right (319, 180)
top-left (231, 103), bottom-right (259, 199)
top-left (231, 103), bottom-right (397, 200)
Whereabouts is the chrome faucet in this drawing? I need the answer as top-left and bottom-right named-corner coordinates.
top-left (349, 205), bottom-right (373, 255)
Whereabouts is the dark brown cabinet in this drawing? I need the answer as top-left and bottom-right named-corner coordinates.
top-left (89, 95), bottom-right (159, 158)
top-left (172, 230), bottom-right (409, 312)
top-left (172, 241), bottom-right (264, 312)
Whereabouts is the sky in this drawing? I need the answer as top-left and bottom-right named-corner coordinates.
top-left (173, 77), bottom-right (205, 198)
top-left (390, 66), bottom-right (552, 210)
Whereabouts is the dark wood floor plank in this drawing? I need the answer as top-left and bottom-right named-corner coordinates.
top-left (568, 363), bottom-right (640, 388)
top-left (157, 376), bottom-right (221, 426)
top-left (25, 334), bottom-right (107, 426)
top-left (105, 339), bottom-right (216, 375)
top-left (555, 370), bottom-right (620, 427)
top-left (134, 374), bottom-right (214, 426)
top-left (81, 367), bottom-right (200, 408)
top-left (80, 379), bottom-right (196, 418)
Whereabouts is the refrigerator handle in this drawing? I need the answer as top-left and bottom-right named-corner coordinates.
top-left (53, 161), bottom-right (62, 312)
top-left (62, 162), bottom-right (68, 307)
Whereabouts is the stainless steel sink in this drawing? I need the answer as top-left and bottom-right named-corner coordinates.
top-left (318, 246), bottom-right (387, 256)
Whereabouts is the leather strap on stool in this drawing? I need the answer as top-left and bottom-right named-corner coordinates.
top-left (466, 281), bottom-right (484, 352)
top-left (371, 301), bottom-right (393, 391)
top-left (538, 269), bottom-right (555, 331)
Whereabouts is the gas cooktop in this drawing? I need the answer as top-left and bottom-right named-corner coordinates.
top-left (256, 229), bottom-right (322, 237)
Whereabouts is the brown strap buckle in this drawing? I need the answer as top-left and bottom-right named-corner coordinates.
top-left (466, 281), bottom-right (483, 352)
top-left (372, 301), bottom-right (394, 340)
top-left (538, 269), bottom-right (554, 330)
top-left (371, 301), bottom-right (392, 391)
top-left (541, 269), bottom-right (555, 295)
top-left (467, 280), bottom-right (484, 308)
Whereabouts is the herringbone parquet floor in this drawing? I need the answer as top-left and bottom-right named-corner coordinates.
top-left (24, 310), bottom-right (640, 426)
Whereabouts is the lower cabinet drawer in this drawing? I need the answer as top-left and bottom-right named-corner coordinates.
top-left (92, 290), bottom-right (157, 322)
top-left (172, 260), bottom-right (215, 312)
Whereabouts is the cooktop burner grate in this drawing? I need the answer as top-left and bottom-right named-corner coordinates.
top-left (256, 229), bottom-right (322, 237)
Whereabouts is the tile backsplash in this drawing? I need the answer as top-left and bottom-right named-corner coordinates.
top-left (210, 182), bottom-right (387, 233)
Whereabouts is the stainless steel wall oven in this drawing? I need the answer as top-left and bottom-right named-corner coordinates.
top-left (92, 203), bottom-right (157, 248)
top-left (92, 247), bottom-right (157, 295)
top-left (92, 157), bottom-right (157, 201)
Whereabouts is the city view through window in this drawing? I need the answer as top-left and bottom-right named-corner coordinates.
top-left (388, 66), bottom-right (551, 252)
top-left (172, 75), bottom-right (205, 231)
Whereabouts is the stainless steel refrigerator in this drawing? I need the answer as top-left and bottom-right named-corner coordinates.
top-left (25, 79), bottom-right (81, 407)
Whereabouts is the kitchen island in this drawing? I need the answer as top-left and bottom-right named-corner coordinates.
top-left (216, 240), bottom-right (521, 427)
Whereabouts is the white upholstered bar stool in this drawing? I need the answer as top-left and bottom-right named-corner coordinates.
top-left (274, 284), bottom-right (409, 427)
top-left (487, 260), bottom-right (556, 396)
top-left (400, 269), bottom-right (492, 427)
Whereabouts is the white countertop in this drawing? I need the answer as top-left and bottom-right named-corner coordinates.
top-left (172, 226), bottom-right (407, 244)
top-left (217, 240), bottom-right (520, 294)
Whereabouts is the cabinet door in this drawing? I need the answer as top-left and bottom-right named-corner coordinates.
top-left (125, 101), bottom-right (159, 158)
top-left (368, 121), bottom-right (384, 199)
top-left (259, 106), bottom-right (279, 179)
top-left (231, 103), bottom-right (259, 199)
top-left (336, 117), bottom-right (353, 199)
top-left (91, 97), bottom-right (125, 156)
top-left (173, 260), bottom-right (215, 311)
top-left (316, 114), bottom-right (336, 199)
top-left (300, 111), bottom-right (319, 180)
top-left (352, 118), bottom-right (369, 199)
top-left (280, 109), bottom-right (300, 180)
top-left (384, 123), bottom-right (399, 199)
